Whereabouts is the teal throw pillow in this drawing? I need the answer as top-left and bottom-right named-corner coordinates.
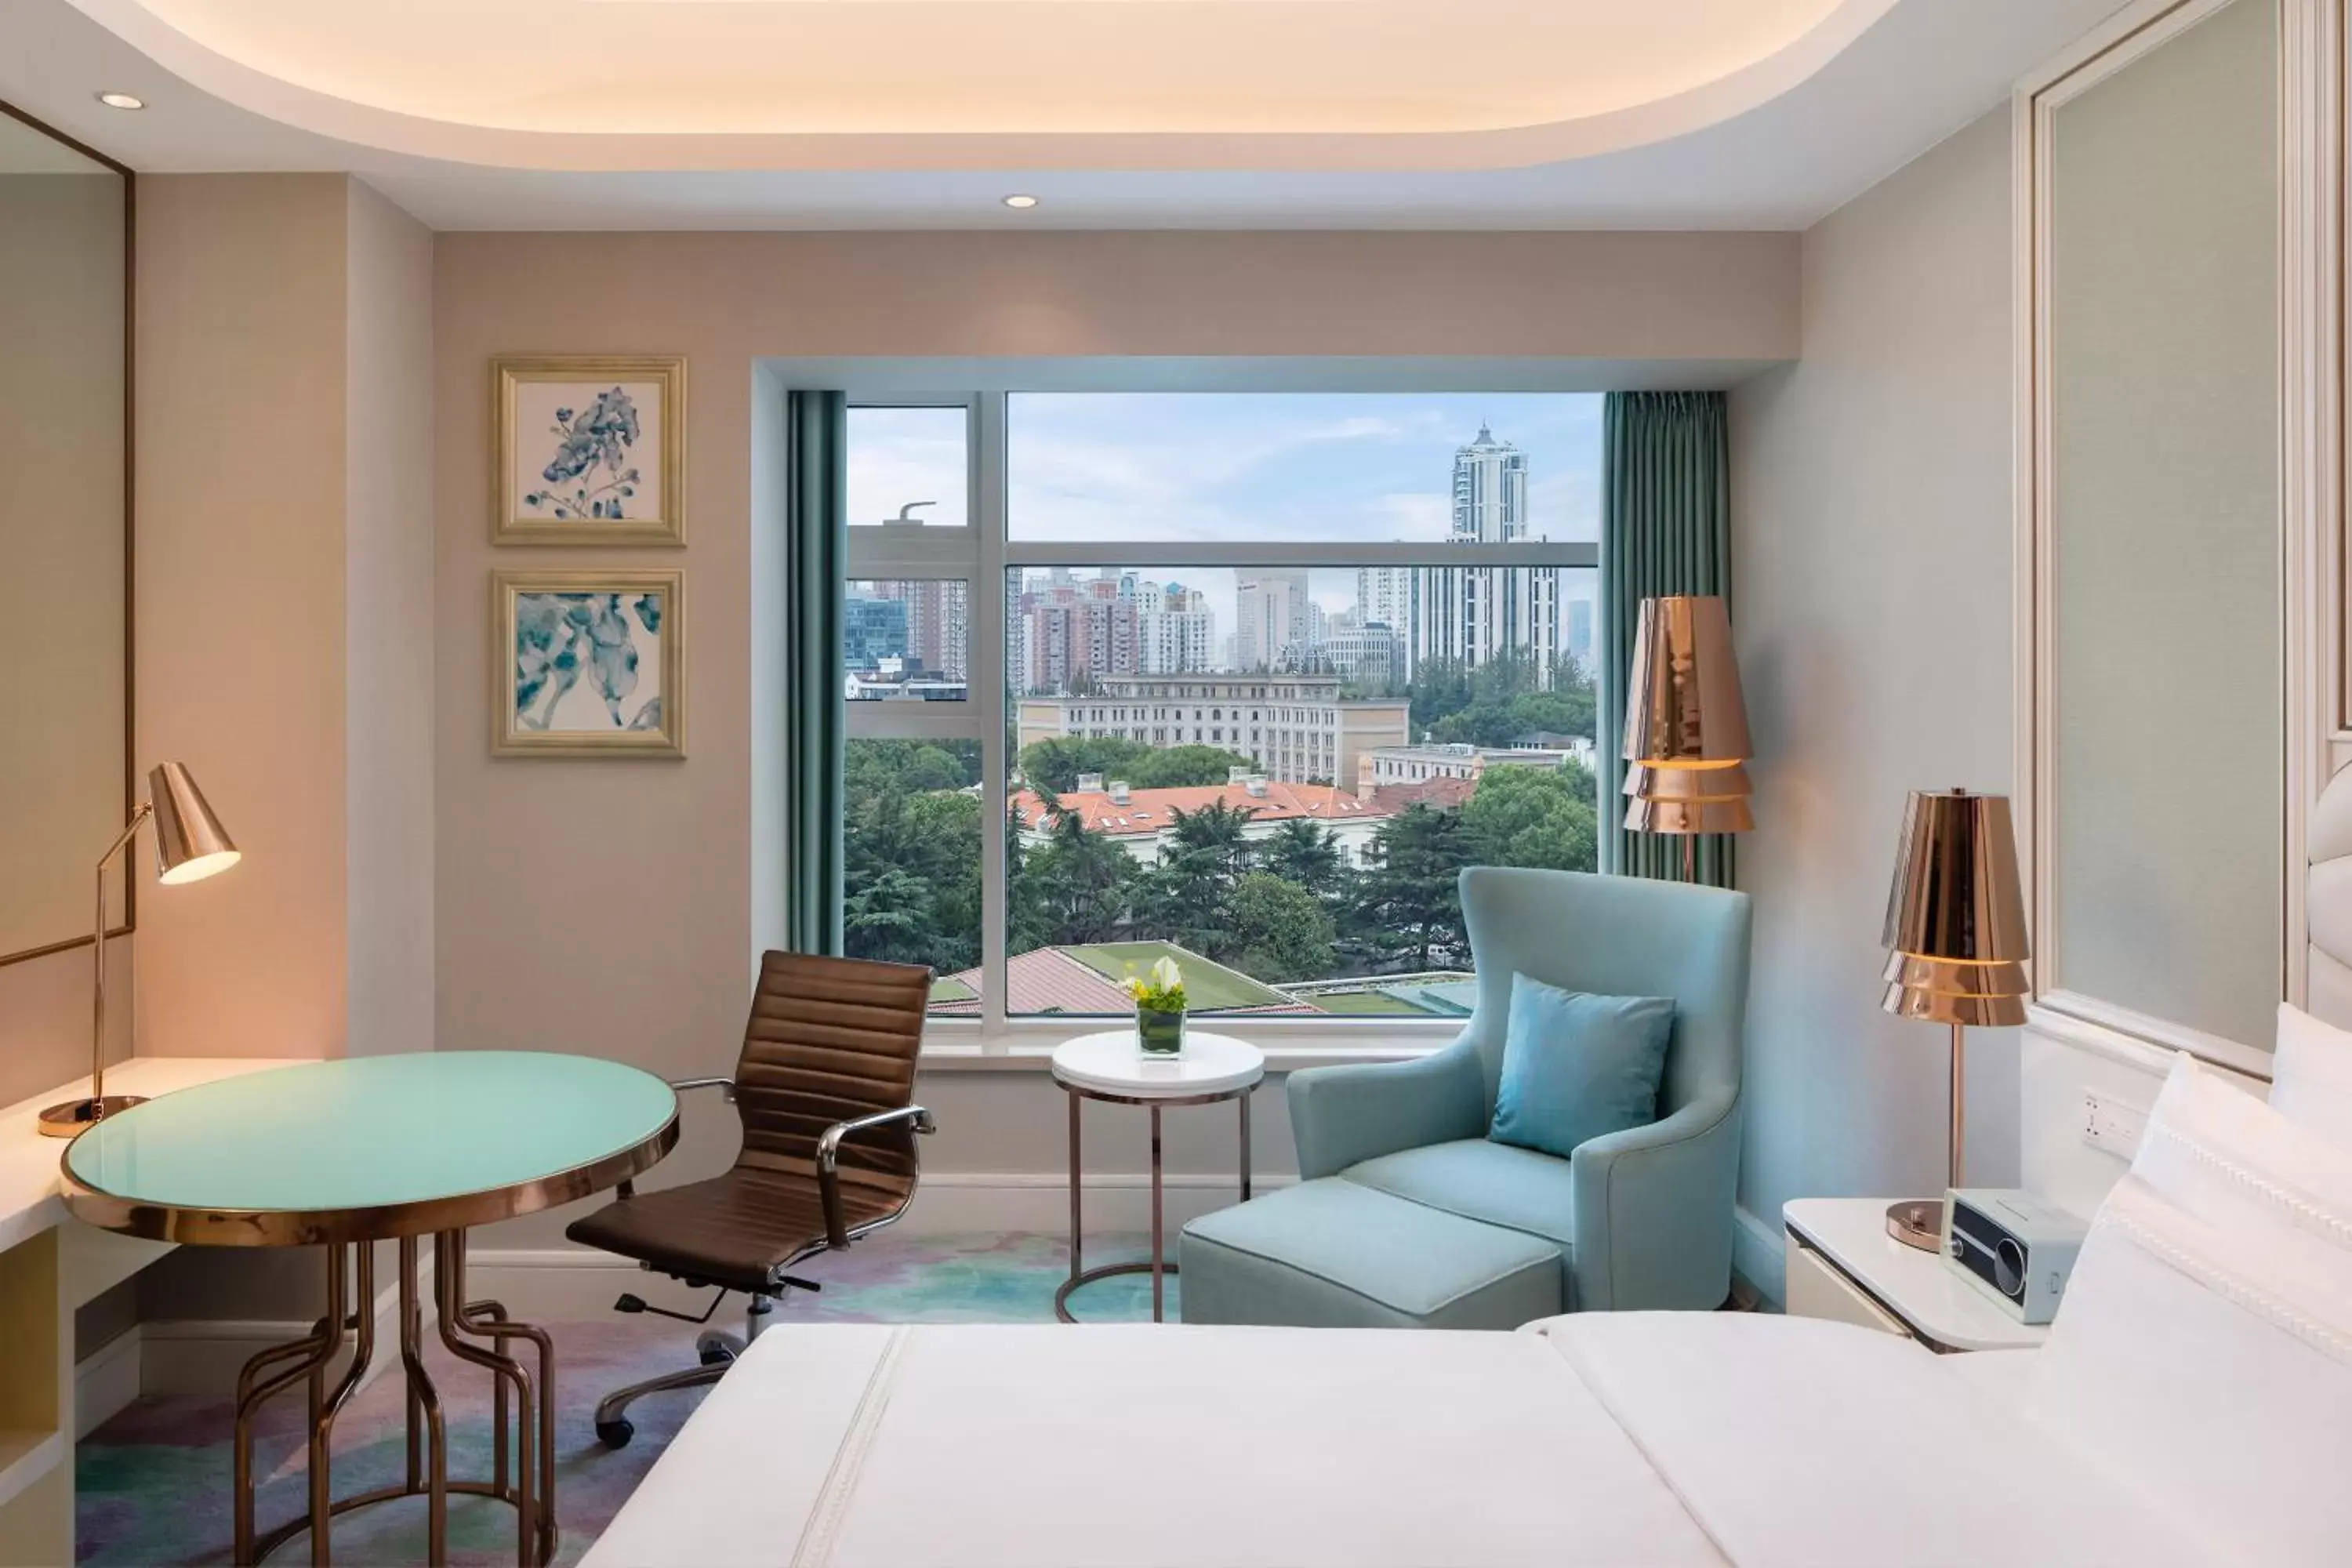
top-left (1489, 975), bottom-right (1675, 1160)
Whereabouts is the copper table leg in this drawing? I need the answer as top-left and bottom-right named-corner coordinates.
top-left (229, 1233), bottom-right (557, 1567)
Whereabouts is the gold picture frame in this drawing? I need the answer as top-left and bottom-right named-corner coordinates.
top-left (492, 354), bottom-right (685, 546)
top-left (493, 569), bottom-right (684, 758)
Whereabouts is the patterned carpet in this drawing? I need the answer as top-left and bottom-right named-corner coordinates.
top-left (78, 1233), bottom-right (1165, 1566)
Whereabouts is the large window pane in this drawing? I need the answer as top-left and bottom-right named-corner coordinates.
top-left (846, 579), bottom-right (968, 701)
top-left (845, 739), bottom-right (985, 1013)
top-left (1007, 392), bottom-right (1602, 543)
top-left (1003, 564), bottom-right (1599, 1018)
top-left (848, 405), bottom-right (968, 528)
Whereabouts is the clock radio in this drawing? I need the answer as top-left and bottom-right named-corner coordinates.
top-left (1944, 1189), bottom-right (2086, 1324)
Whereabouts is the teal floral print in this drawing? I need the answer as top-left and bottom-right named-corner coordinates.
top-left (523, 387), bottom-right (643, 520)
top-left (514, 592), bottom-right (662, 730)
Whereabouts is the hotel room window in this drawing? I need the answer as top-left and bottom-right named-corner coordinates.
top-left (848, 391), bottom-right (1601, 1032)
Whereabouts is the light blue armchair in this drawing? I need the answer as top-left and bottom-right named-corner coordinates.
top-left (1179, 867), bottom-right (1752, 1327)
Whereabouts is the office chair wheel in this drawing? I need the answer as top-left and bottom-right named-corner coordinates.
top-left (696, 1330), bottom-right (739, 1367)
top-left (596, 1417), bottom-right (634, 1450)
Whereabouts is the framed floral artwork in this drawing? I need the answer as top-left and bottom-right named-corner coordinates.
top-left (492, 355), bottom-right (684, 545)
top-left (493, 569), bottom-right (684, 757)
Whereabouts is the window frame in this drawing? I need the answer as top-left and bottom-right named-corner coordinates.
top-left (845, 388), bottom-right (1601, 1059)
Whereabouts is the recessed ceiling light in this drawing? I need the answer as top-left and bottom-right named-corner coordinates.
top-left (1002, 194), bottom-right (1040, 210)
top-left (96, 91), bottom-right (145, 111)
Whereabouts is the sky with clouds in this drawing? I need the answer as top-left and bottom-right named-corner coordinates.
top-left (848, 391), bottom-right (1602, 638)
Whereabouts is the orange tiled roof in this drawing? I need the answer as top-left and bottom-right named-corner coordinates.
top-left (1009, 780), bottom-right (1390, 837)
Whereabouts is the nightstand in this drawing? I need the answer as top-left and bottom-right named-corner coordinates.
top-left (1782, 1197), bottom-right (2049, 1353)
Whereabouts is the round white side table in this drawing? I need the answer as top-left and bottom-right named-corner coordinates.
top-left (1050, 1029), bottom-right (1265, 1324)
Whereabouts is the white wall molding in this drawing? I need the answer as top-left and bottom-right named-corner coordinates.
top-left (134, 1253), bottom-right (423, 1399)
top-left (1730, 1204), bottom-right (1786, 1309)
top-left (73, 1327), bottom-right (143, 1439)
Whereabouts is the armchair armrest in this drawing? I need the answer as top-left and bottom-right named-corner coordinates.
top-left (668, 1075), bottom-right (737, 1103)
top-left (1287, 1042), bottom-right (1484, 1180)
top-left (1567, 1093), bottom-right (1741, 1312)
top-left (816, 1105), bottom-right (937, 1249)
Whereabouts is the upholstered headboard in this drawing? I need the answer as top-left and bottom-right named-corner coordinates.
top-left (2307, 766), bottom-right (2352, 1028)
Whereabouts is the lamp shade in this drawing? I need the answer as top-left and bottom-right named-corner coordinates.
top-left (1621, 594), bottom-right (1753, 833)
top-left (149, 761), bottom-right (240, 884)
top-left (1880, 789), bottom-right (2028, 1027)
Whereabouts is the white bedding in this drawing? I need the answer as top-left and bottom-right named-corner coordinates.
top-left (584, 1314), bottom-right (2213, 1568)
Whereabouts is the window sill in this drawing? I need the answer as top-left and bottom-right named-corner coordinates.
top-left (916, 1025), bottom-right (1454, 1073)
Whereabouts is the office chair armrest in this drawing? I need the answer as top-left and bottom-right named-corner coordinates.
top-left (668, 1076), bottom-right (737, 1103)
top-left (816, 1105), bottom-right (937, 1249)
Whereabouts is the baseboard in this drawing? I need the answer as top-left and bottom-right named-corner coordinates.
top-left (466, 1172), bottom-right (1298, 1321)
top-left (901, 1171), bottom-right (1295, 1236)
top-left (74, 1327), bottom-right (144, 1438)
top-left (1731, 1204), bottom-right (1784, 1310)
top-left (138, 1253), bottom-right (426, 1399)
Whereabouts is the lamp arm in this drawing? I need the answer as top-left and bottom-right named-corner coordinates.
top-left (90, 803), bottom-right (154, 1109)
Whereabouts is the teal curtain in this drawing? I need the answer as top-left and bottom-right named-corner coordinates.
top-left (1599, 391), bottom-right (1735, 887)
top-left (786, 391), bottom-right (848, 955)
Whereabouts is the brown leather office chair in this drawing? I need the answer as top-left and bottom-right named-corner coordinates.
top-left (568, 950), bottom-right (935, 1448)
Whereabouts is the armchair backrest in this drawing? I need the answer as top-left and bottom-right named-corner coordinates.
top-left (1457, 867), bottom-right (1751, 1123)
top-left (733, 951), bottom-right (932, 1200)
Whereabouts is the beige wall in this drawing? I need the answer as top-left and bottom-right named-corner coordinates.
top-left (132, 174), bottom-right (437, 1068)
top-left (135, 175), bottom-right (353, 1062)
top-left (1729, 107), bottom-right (2018, 1289)
top-left (343, 180), bottom-right (438, 1058)
top-left (433, 230), bottom-right (1796, 1241)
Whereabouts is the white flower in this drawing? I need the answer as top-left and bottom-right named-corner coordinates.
top-left (1151, 956), bottom-right (1182, 991)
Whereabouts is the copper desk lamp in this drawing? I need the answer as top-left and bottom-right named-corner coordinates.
top-left (1878, 788), bottom-right (2029, 1249)
top-left (38, 762), bottom-right (241, 1137)
top-left (1622, 595), bottom-right (1753, 880)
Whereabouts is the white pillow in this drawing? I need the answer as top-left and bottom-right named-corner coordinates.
top-left (2027, 1054), bottom-right (2352, 1568)
top-left (2274, 1000), bottom-right (2352, 1146)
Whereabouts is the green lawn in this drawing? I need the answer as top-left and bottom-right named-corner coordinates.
top-left (1303, 989), bottom-right (1434, 1017)
top-left (929, 975), bottom-right (978, 1004)
top-left (1062, 942), bottom-right (1294, 1010)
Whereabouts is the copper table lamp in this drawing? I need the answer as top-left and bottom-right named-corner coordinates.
top-left (1878, 788), bottom-right (2029, 1249)
top-left (38, 762), bottom-right (241, 1137)
top-left (1622, 594), bottom-right (1753, 880)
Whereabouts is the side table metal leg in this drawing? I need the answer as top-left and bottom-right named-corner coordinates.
top-left (437, 1232), bottom-right (543, 1568)
top-left (397, 1236), bottom-right (448, 1567)
top-left (1150, 1104), bottom-right (1165, 1323)
top-left (1067, 1087), bottom-right (1082, 1284)
top-left (1239, 1090), bottom-right (1253, 1203)
top-left (233, 1249), bottom-right (348, 1566)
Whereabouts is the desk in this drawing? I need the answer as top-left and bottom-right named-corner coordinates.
top-left (0, 1057), bottom-right (295, 1568)
top-left (62, 1052), bottom-right (677, 1566)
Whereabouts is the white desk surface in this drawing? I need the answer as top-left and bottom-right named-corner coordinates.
top-left (0, 1058), bottom-right (298, 1254)
top-left (1784, 1196), bottom-right (2051, 1352)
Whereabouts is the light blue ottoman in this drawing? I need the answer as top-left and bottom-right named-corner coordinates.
top-left (1177, 1177), bottom-right (1563, 1330)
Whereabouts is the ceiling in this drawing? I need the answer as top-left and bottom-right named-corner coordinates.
top-left (0, 0), bottom-right (2125, 230)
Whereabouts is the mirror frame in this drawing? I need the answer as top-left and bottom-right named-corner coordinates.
top-left (0, 97), bottom-right (135, 969)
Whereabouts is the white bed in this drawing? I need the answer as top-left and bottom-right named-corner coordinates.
top-left (583, 1312), bottom-right (2209, 1568)
top-left (588, 1007), bottom-right (2352, 1568)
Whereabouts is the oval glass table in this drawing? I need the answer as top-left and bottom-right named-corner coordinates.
top-left (61, 1051), bottom-right (678, 1567)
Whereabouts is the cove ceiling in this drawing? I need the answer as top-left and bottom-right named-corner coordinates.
top-left (14, 0), bottom-right (2129, 227)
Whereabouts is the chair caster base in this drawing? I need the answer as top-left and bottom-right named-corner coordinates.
top-left (596, 1417), bottom-right (634, 1450)
top-left (695, 1329), bottom-right (741, 1367)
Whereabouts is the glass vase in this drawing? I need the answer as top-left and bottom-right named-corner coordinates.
top-left (1137, 1005), bottom-right (1186, 1055)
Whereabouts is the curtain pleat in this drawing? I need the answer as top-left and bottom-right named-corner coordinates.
top-left (786, 391), bottom-right (849, 955)
top-left (1599, 390), bottom-right (1736, 887)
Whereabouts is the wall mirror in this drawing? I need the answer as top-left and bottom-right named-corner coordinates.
top-left (0, 104), bottom-right (130, 967)
top-left (2023, 0), bottom-right (2284, 1068)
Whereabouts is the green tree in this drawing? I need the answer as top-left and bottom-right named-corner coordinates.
top-left (1017, 736), bottom-right (1154, 791)
top-left (1259, 817), bottom-right (1342, 887)
top-left (1347, 804), bottom-right (1472, 971)
top-left (1461, 760), bottom-right (1599, 873)
top-left (1129, 799), bottom-right (1260, 958)
top-left (1025, 784), bottom-right (1135, 944)
top-left (1226, 871), bottom-right (1338, 983)
top-left (1127, 745), bottom-right (1256, 789)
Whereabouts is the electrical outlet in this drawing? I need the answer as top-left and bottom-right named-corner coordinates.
top-left (2080, 1090), bottom-right (2149, 1159)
